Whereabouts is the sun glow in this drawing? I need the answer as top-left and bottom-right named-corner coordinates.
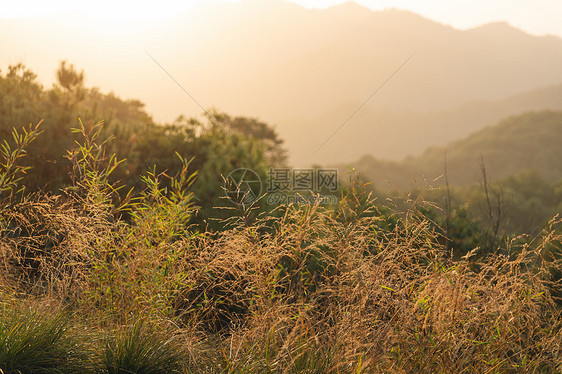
top-left (2, 0), bottom-right (562, 37)
top-left (1, 0), bottom-right (201, 21)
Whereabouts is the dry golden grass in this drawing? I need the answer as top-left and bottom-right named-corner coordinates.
top-left (0, 122), bottom-right (560, 372)
top-left (1, 183), bottom-right (560, 373)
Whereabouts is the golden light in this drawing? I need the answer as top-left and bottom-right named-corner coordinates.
top-left (1, 0), bottom-right (201, 22)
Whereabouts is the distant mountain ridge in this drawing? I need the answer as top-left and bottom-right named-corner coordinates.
top-left (288, 82), bottom-right (562, 164)
top-left (2, 1), bottom-right (562, 164)
top-left (342, 111), bottom-right (562, 191)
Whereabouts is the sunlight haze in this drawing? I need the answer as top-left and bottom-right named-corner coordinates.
top-left (3, 0), bottom-right (562, 37)
top-left (2, 0), bottom-right (562, 166)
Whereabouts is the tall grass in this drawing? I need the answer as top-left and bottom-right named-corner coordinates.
top-left (0, 120), bottom-right (560, 372)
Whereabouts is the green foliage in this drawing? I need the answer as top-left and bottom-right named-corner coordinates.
top-left (98, 319), bottom-right (185, 374)
top-left (495, 169), bottom-right (559, 233)
top-left (0, 304), bottom-right (89, 374)
top-left (52, 61), bottom-right (86, 110)
top-left (65, 119), bottom-right (127, 217)
top-left (191, 124), bottom-right (271, 229)
top-left (0, 121), bottom-right (42, 199)
top-left (0, 63), bottom-right (287, 232)
top-left (62, 121), bottom-right (198, 319)
top-left (0, 64), bottom-right (45, 139)
top-left (208, 111), bottom-right (288, 167)
top-left (418, 169), bottom-right (562, 247)
top-left (130, 153), bottom-right (196, 241)
top-left (55, 61), bottom-right (84, 93)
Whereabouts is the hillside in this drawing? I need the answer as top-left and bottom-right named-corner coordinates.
top-left (3, 1), bottom-right (562, 164)
top-left (289, 83), bottom-right (562, 164)
top-left (344, 111), bottom-right (562, 190)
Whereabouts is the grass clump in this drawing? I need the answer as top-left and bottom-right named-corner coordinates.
top-left (98, 318), bottom-right (186, 374)
top-left (0, 302), bottom-right (89, 374)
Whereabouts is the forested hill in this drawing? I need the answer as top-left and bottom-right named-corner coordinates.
top-left (345, 111), bottom-right (562, 190)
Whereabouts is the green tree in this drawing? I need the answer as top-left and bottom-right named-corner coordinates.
top-left (0, 64), bottom-right (45, 139)
top-left (206, 111), bottom-right (288, 167)
top-left (0, 63), bottom-right (285, 231)
top-left (51, 60), bottom-right (85, 110)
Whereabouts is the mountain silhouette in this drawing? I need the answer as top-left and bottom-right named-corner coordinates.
top-left (341, 111), bottom-right (562, 191)
top-left (2, 0), bottom-right (562, 164)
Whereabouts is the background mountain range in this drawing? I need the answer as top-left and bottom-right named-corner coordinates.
top-left (342, 110), bottom-right (562, 191)
top-left (2, 0), bottom-right (562, 165)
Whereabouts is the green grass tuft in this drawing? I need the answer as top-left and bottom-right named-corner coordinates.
top-left (98, 318), bottom-right (185, 374)
top-left (0, 303), bottom-right (88, 374)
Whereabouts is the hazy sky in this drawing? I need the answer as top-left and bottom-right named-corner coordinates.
top-left (292, 0), bottom-right (562, 37)
top-left (2, 0), bottom-right (562, 37)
